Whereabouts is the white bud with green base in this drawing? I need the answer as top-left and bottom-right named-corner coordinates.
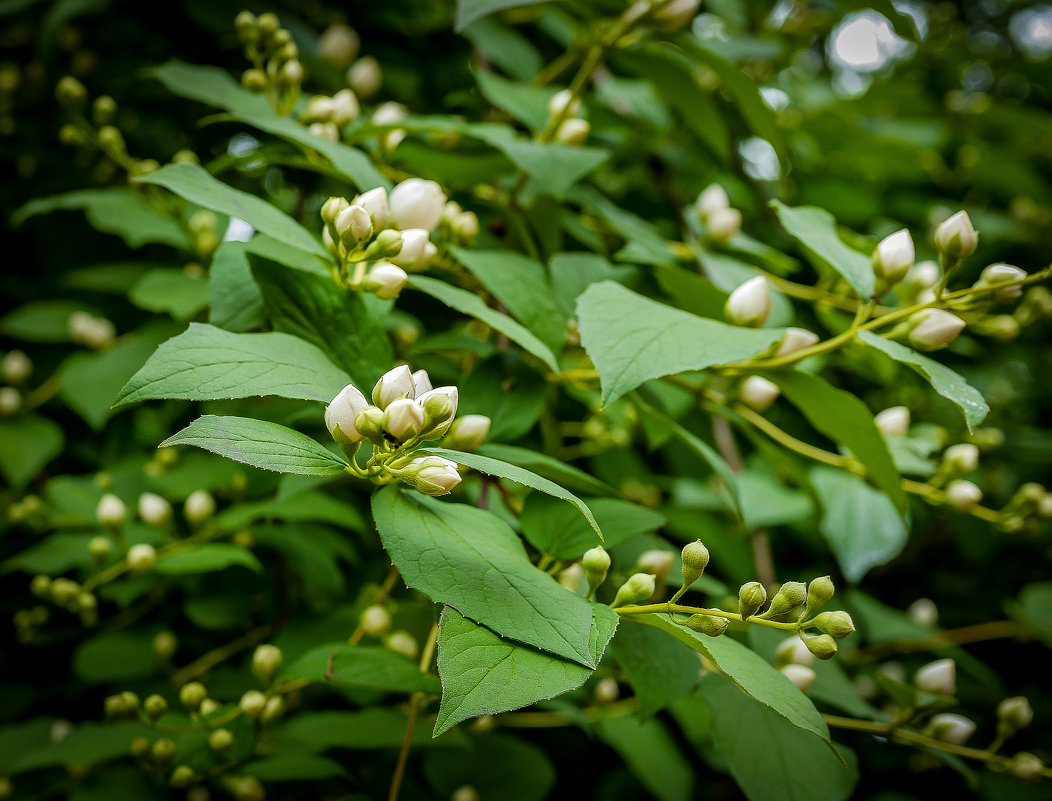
top-left (326, 383), bottom-right (370, 447)
top-left (372, 365), bottom-right (415, 409)
top-left (915, 657), bottom-right (955, 695)
top-left (907, 308), bottom-right (966, 351)
top-left (725, 276), bottom-right (770, 327)
top-left (252, 644), bottom-right (283, 685)
top-left (443, 415), bottom-right (491, 451)
top-left (873, 229), bottom-right (915, 285)
top-left (582, 546), bottom-right (610, 598)
top-left (934, 210), bottom-right (978, 261)
top-left (383, 398), bottom-right (426, 442)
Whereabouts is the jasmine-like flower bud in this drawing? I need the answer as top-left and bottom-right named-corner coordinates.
top-left (326, 382), bottom-right (370, 447)
top-left (2, 350), bottom-right (31, 384)
top-left (417, 386), bottom-right (459, 436)
top-left (241, 68), bottom-right (267, 91)
top-left (330, 88), bottom-right (360, 127)
top-left (804, 575), bottom-right (835, 618)
top-left (679, 540), bottom-right (709, 591)
top-left (55, 75), bottom-right (87, 108)
top-left (637, 550), bottom-right (675, 583)
top-left (554, 118), bottom-right (590, 145)
top-left (336, 204), bottom-right (372, 247)
top-left (138, 492), bottom-right (171, 526)
top-left (725, 276), bottom-right (770, 327)
top-left (593, 676), bottom-right (619, 702)
top-left (740, 376), bottom-right (780, 412)
top-left (582, 546), bottom-right (610, 597)
top-left (443, 414), bottom-right (491, 451)
top-left (452, 211), bottom-right (480, 240)
top-left (738, 581), bottom-right (767, 619)
top-left (873, 229), bottom-right (915, 284)
top-left (946, 479), bottom-right (982, 510)
top-left (804, 633), bottom-right (838, 660)
top-left (384, 398), bottom-right (426, 441)
top-left (347, 56), bottom-right (381, 97)
top-left (144, 694), bottom-right (167, 720)
top-left (685, 614), bottom-right (728, 637)
top-left (761, 581), bottom-right (807, 618)
top-left (775, 636), bottom-right (815, 668)
top-left (360, 604), bottom-right (392, 637)
top-left (1010, 752), bottom-right (1044, 782)
top-left (281, 60), bottom-right (304, 86)
top-left (915, 657), bottom-right (956, 695)
top-left (305, 96), bottom-right (336, 122)
top-left (209, 728), bottom-right (234, 754)
top-left (388, 178), bottom-right (446, 231)
top-left (252, 644), bottom-right (283, 685)
top-left (780, 663), bottom-right (816, 693)
top-left (943, 443), bottom-right (979, 473)
top-left (372, 366), bottom-right (414, 409)
top-left (975, 263), bottom-right (1027, 301)
top-left (874, 406), bottom-right (910, 438)
top-left (355, 186), bottom-right (390, 229)
top-left (612, 573), bottom-right (657, 608)
top-left (0, 387), bottom-right (20, 416)
top-left (308, 122), bottom-right (339, 143)
top-left (385, 630), bottom-right (419, 659)
top-left (558, 562), bottom-right (584, 593)
top-left (239, 690), bottom-right (266, 718)
top-left (390, 228), bottom-right (430, 267)
top-left (364, 262), bottom-right (408, 300)
top-left (706, 207), bottom-right (742, 244)
top-left (934, 210), bottom-right (978, 260)
top-left (68, 312), bottom-right (116, 348)
top-left (96, 494), bottom-right (126, 527)
top-left (696, 184), bottom-right (729, 219)
top-left (907, 308), bottom-right (966, 351)
top-left (811, 610), bottom-right (855, 639)
top-left (547, 89), bottom-right (581, 120)
top-left (169, 765), bottom-right (195, 788)
top-left (127, 544), bottom-right (156, 573)
top-left (400, 455), bottom-right (462, 496)
top-left (318, 23), bottom-right (359, 67)
top-left (928, 713), bottom-right (976, 745)
top-left (907, 598), bottom-right (938, 627)
top-left (179, 682), bottom-right (207, 711)
top-left (261, 696), bottom-right (284, 725)
top-left (997, 696), bottom-right (1034, 733)
top-left (184, 490), bottom-right (216, 525)
top-left (354, 406), bottom-right (386, 444)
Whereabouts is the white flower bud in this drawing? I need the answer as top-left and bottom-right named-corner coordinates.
top-left (558, 562), bottom-right (584, 593)
top-left (384, 398), bottom-right (426, 441)
top-left (318, 23), bottom-right (360, 67)
top-left (360, 604), bottom-right (392, 637)
top-left (908, 309), bottom-right (966, 351)
top-left (321, 196), bottom-right (349, 225)
top-left (554, 118), bottom-right (590, 145)
top-left (239, 690), bottom-right (266, 718)
top-left (907, 597), bottom-right (939, 627)
top-left (385, 630), bottom-right (419, 659)
top-left (725, 276), bottom-right (770, 327)
top-left (452, 211), bottom-right (480, 240)
top-left (354, 187), bottom-right (390, 229)
top-left (547, 89), bottom-right (581, 120)
top-left (127, 544), bottom-right (156, 573)
top-left (184, 490), bottom-right (216, 524)
top-left (137, 492), bottom-right (171, 526)
top-left (410, 369), bottom-right (432, 396)
top-left (308, 122), bottom-right (339, 143)
top-left (304, 96), bottom-right (336, 122)
top-left (417, 386), bottom-right (458, 434)
top-left (413, 240), bottom-right (438, 273)
top-left (365, 262), bottom-right (408, 300)
top-left (373, 101), bottom-right (407, 126)
top-left (779, 663), bottom-right (816, 693)
top-left (706, 207), bottom-right (742, 243)
top-left (740, 376), bottom-right (780, 412)
top-left (776, 636), bottom-right (815, 668)
top-left (326, 382), bottom-right (370, 444)
top-left (330, 89), bottom-right (360, 127)
top-left (997, 696), bottom-right (1034, 731)
top-left (1011, 752), bottom-right (1045, 782)
top-left (873, 229), bottom-right (915, 283)
top-left (2, 350), bottom-right (31, 384)
top-left (336, 204), bottom-right (372, 247)
top-left (943, 443), bottom-right (979, 473)
top-left (593, 677), bottom-right (620, 703)
top-left (252, 644), bottom-right (283, 684)
top-left (976, 263), bottom-right (1027, 301)
top-left (372, 365), bottom-right (415, 409)
top-left (696, 184), bottom-right (730, 220)
top-left (945, 479), bottom-right (982, 510)
top-left (915, 658), bottom-right (956, 695)
top-left (0, 386), bottom-right (20, 416)
top-left (934, 210), bottom-right (978, 259)
top-left (443, 414), bottom-right (490, 451)
top-left (906, 260), bottom-right (940, 290)
top-left (874, 406), bottom-right (910, 438)
top-left (347, 56), bottom-right (382, 97)
top-left (400, 455), bottom-right (462, 496)
top-left (96, 494), bottom-right (126, 527)
top-left (637, 549), bottom-right (675, 581)
top-left (929, 713), bottom-right (976, 745)
top-left (68, 312), bottom-right (115, 348)
top-left (388, 178), bottom-right (447, 231)
top-left (390, 228), bottom-right (430, 267)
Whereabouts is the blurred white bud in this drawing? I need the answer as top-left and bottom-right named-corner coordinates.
top-left (184, 490), bottom-right (216, 524)
top-left (696, 184), bottom-right (730, 219)
top-left (373, 101), bottom-right (407, 126)
top-left (443, 414), bottom-right (491, 451)
top-left (776, 636), bottom-right (815, 668)
top-left (929, 713), bottom-right (976, 745)
top-left (740, 376), bottom-right (780, 412)
top-left (96, 494), bottom-right (126, 527)
top-left (252, 644), bottom-right (283, 684)
top-left (68, 312), bottom-right (115, 348)
top-left (997, 696), bottom-right (1034, 731)
top-left (308, 122), bottom-right (339, 143)
top-left (330, 89), bottom-right (360, 126)
top-left (594, 676), bottom-right (620, 703)
top-left (873, 229), bottom-right (915, 284)
top-left (2, 350), bottom-right (31, 383)
top-left (874, 406), bottom-right (910, 437)
top-left (127, 543), bottom-right (156, 573)
top-left (725, 276), bottom-right (770, 327)
top-left (637, 549), bottom-right (675, 581)
top-left (775, 327), bottom-right (819, 356)
top-left (451, 210), bottom-right (480, 240)
top-left (137, 492), bottom-right (171, 526)
top-left (934, 210), bottom-right (978, 259)
top-left (907, 597), bottom-right (939, 627)
top-left (347, 56), bottom-right (381, 97)
top-left (915, 658), bottom-right (956, 695)
top-left (706, 207), bottom-right (742, 243)
top-left (360, 604), bottom-right (392, 637)
top-left (354, 187), bottom-right (390, 229)
top-left (385, 630), bottom-right (419, 659)
top-left (943, 443), bottom-right (979, 473)
top-left (0, 386), bottom-right (21, 416)
top-left (946, 479), bottom-right (982, 511)
top-left (390, 228), bottom-right (431, 267)
top-left (976, 264), bottom-right (1027, 301)
top-left (304, 95), bottom-right (336, 122)
top-left (554, 118), bottom-right (590, 145)
top-left (906, 260), bottom-right (940, 290)
top-left (318, 23), bottom-right (360, 67)
top-left (389, 178), bottom-right (446, 231)
top-left (558, 562), bottom-right (584, 592)
top-left (372, 365), bottom-right (415, 408)
top-left (908, 309), bottom-right (966, 351)
top-left (451, 786), bottom-right (480, 801)
top-left (780, 664), bottom-right (816, 694)
top-left (547, 89), bottom-right (581, 119)
top-left (365, 262), bottom-right (408, 300)
top-left (336, 204), bottom-right (372, 245)
top-left (326, 382), bottom-right (370, 444)
top-left (655, 0), bottom-right (701, 28)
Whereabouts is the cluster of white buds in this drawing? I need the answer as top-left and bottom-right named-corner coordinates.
top-left (439, 201), bottom-right (481, 244)
top-left (301, 88), bottom-right (360, 141)
top-left (695, 184), bottom-right (742, 244)
top-left (235, 11), bottom-right (303, 114)
top-left (725, 275), bottom-right (770, 327)
top-left (68, 311), bottom-right (116, 349)
top-left (548, 89), bottom-right (590, 145)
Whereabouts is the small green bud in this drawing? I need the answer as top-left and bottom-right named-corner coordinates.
top-left (208, 728), bottom-right (234, 754)
top-left (119, 691), bottom-right (140, 714)
top-left (803, 633), bottom-right (838, 660)
top-left (997, 696), bottom-right (1034, 734)
top-left (761, 581), bottom-right (807, 619)
top-left (88, 536), bottom-right (112, 559)
top-left (581, 546), bottom-right (610, 597)
top-left (252, 644), bottom-right (283, 685)
top-left (92, 95), bottom-right (116, 125)
top-left (812, 610), bottom-right (855, 639)
top-left (256, 12), bottom-right (279, 36)
top-left (104, 695), bottom-right (124, 718)
top-left (738, 581), bottom-right (767, 619)
top-left (129, 736), bottom-right (151, 757)
top-left (50, 577), bottom-right (79, 605)
top-left (679, 540), bottom-right (710, 591)
top-left (96, 125), bottom-right (125, 155)
top-left (169, 765), bottom-right (195, 788)
top-left (30, 575), bottom-right (51, 598)
top-left (804, 575), bottom-right (835, 618)
top-left (1010, 752), bottom-right (1044, 782)
top-left (239, 690), bottom-right (267, 718)
top-left (261, 695), bottom-right (284, 725)
top-left (321, 196), bottom-right (349, 226)
top-left (684, 614), bottom-right (729, 637)
top-left (229, 776), bottom-right (266, 801)
top-left (144, 694), bottom-right (167, 720)
top-left (127, 544), bottom-right (156, 573)
top-left (612, 573), bottom-right (656, 608)
top-left (364, 229), bottom-right (403, 260)
top-left (353, 406), bottom-right (386, 444)
top-left (55, 76), bottom-right (87, 108)
top-left (241, 69), bottom-right (267, 91)
top-left (153, 631), bottom-right (177, 660)
top-left (151, 738), bottom-right (176, 766)
top-left (179, 681), bottom-right (207, 712)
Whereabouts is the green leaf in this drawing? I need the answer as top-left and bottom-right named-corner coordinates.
top-left (701, 674), bottom-right (859, 801)
top-left (242, 755), bottom-right (346, 781)
top-left (455, 0), bottom-right (546, 32)
top-left (474, 133), bottom-right (608, 198)
top-left (475, 443), bottom-right (615, 497)
top-left (208, 240), bottom-right (265, 332)
top-left (857, 331), bottom-right (989, 431)
top-left (149, 61), bottom-right (388, 191)
top-left (738, 470), bottom-right (814, 529)
top-left (596, 714), bottom-right (694, 801)
top-left (161, 415), bottom-right (349, 477)
top-left (371, 488), bottom-right (598, 666)
top-left (422, 734), bottom-right (554, 801)
top-left (770, 201), bottom-right (874, 298)
top-left (631, 616), bottom-right (832, 744)
top-left (114, 323), bottom-right (350, 407)
top-left (276, 709), bottom-right (462, 751)
top-left (771, 370), bottom-right (907, 514)
top-left (135, 163), bottom-right (326, 257)
top-left (423, 447), bottom-right (604, 542)
top-left (11, 187), bottom-right (190, 249)
top-left (433, 604), bottom-right (618, 736)
top-left (610, 622), bottom-right (700, 717)
top-left (154, 543), bottom-right (263, 575)
top-left (408, 275), bottom-right (559, 371)
top-left (0, 416), bottom-right (64, 489)
top-left (10, 722), bottom-right (150, 774)
top-left (450, 246), bottom-right (567, 355)
top-left (0, 300), bottom-right (99, 342)
top-left (128, 268), bottom-right (210, 320)
top-left (809, 466), bottom-right (909, 582)
top-left (463, 19), bottom-right (543, 81)
top-left (215, 490), bottom-right (365, 532)
top-left (73, 631), bottom-right (161, 683)
top-left (520, 494), bottom-right (663, 561)
top-left (1, 533), bottom-right (94, 575)
top-left (474, 69), bottom-right (553, 131)
top-left (280, 643), bottom-right (440, 694)
top-left (251, 257), bottom-right (393, 392)
top-left (458, 355), bottom-right (548, 441)
top-left (577, 281), bottom-right (785, 406)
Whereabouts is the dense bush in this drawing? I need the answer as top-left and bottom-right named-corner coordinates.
top-left (2, 1), bottom-right (1052, 800)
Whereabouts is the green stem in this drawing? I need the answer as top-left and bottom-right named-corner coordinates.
top-left (615, 602), bottom-right (802, 631)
